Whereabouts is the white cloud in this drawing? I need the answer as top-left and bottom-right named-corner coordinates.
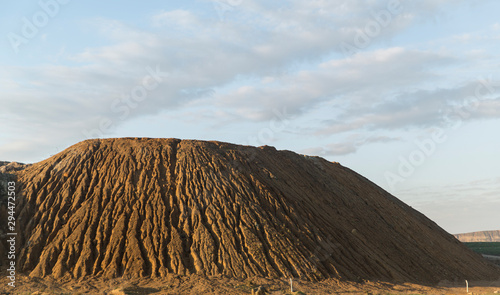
top-left (152, 10), bottom-right (200, 27)
top-left (1, 0), bottom-right (499, 163)
top-left (214, 47), bottom-right (458, 124)
top-left (301, 135), bottom-right (400, 156)
top-left (472, 97), bottom-right (500, 118)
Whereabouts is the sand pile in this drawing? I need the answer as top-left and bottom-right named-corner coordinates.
top-left (2, 138), bottom-right (499, 284)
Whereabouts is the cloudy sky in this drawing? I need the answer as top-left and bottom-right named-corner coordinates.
top-left (1, 0), bottom-right (499, 234)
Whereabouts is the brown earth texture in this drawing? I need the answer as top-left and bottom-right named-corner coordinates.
top-left (0, 138), bottom-right (499, 294)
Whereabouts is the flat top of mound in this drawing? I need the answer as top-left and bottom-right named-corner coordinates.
top-left (4, 137), bottom-right (500, 284)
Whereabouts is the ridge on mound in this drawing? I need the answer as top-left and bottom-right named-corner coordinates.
top-left (455, 230), bottom-right (500, 242)
top-left (2, 138), bottom-right (499, 284)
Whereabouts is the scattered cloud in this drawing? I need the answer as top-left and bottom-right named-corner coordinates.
top-left (302, 135), bottom-right (400, 156)
top-left (152, 10), bottom-right (200, 28)
top-left (1, 0), bottom-right (500, 163)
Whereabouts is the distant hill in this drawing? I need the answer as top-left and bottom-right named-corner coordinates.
top-left (0, 161), bottom-right (29, 173)
top-left (455, 230), bottom-right (500, 242)
top-left (0, 161), bottom-right (28, 197)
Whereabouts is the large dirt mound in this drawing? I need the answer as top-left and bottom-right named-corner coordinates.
top-left (4, 138), bottom-right (500, 283)
top-left (455, 230), bottom-right (500, 242)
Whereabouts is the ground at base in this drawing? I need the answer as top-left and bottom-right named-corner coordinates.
top-left (1, 274), bottom-right (500, 295)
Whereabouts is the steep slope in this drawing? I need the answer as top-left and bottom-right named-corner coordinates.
top-left (455, 230), bottom-right (500, 242)
top-left (5, 138), bottom-right (500, 284)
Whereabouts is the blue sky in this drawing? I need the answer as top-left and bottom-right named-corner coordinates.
top-left (1, 0), bottom-right (499, 234)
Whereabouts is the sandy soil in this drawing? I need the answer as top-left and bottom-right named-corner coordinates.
top-left (5, 138), bottom-right (500, 284)
top-left (1, 274), bottom-right (499, 295)
top-left (2, 139), bottom-right (500, 294)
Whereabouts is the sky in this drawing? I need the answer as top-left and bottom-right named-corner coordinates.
top-left (1, 0), bottom-right (499, 234)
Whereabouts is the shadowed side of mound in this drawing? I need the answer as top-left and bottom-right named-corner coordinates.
top-left (9, 138), bottom-right (500, 284)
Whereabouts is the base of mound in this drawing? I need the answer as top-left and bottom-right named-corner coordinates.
top-left (1, 272), bottom-right (499, 295)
